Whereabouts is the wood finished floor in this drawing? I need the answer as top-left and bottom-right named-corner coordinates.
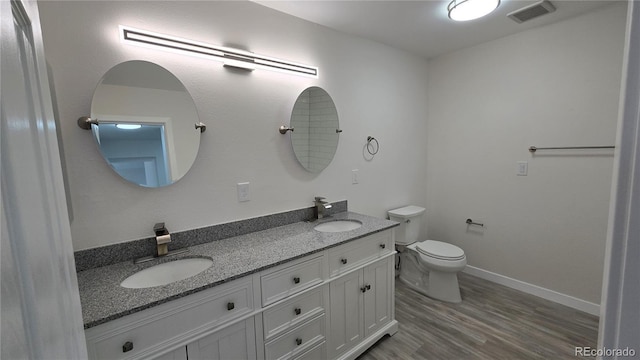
top-left (357, 272), bottom-right (599, 360)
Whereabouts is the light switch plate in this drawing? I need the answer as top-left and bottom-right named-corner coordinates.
top-left (516, 161), bottom-right (528, 176)
top-left (237, 182), bottom-right (250, 202)
top-left (352, 169), bottom-right (359, 184)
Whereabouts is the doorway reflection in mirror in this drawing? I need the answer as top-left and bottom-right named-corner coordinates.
top-left (94, 123), bottom-right (171, 187)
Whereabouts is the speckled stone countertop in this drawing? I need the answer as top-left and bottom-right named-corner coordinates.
top-left (78, 211), bottom-right (398, 329)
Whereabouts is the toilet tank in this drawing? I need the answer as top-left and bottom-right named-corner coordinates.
top-left (388, 206), bottom-right (425, 246)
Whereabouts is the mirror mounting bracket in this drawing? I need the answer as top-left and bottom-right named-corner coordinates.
top-left (195, 122), bottom-right (207, 133)
top-left (279, 125), bottom-right (294, 134)
top-left (79, 116), bottom-right (207, 135)
top-left (77, 116), bottom-right (98, 130)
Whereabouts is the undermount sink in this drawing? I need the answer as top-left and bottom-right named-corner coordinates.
top-left (314, 219), bottom-right (362, 233)
top-left (121, 258), bottom-right (213, 289)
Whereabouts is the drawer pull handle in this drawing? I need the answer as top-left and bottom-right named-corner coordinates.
top-left (380, 243), bottom-right (386, 249)
top-left (366, 284), bottom-right (371, 291)
top-left (294, 307), bottom-right (302, 316)
top-left (361, 286), bottom-right (367, 293)
top-left (122, 341), bottom-right (134, 353)
top-left (227, 302), bottom-right (235, 311)
top-left (341, 258), bottom-right (348, 265)
top-left (293, 276), bottom-right (301, 284)
top-left (296, 338), bottom-right (303, 346)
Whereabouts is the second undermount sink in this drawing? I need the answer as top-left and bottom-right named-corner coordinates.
top-left (121, 258), bottom-right (213, 289)
top-left (314, 219), bottom-right (363, 233)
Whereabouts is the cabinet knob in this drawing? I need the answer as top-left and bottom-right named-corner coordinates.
top-left (294, 307), bottom-right (302, 316)
top-left (341, 258), bottom-right (348, 265)
top-left (295, 338), bottom-right (303, 346)
top-left (366, 284), bottom-right (371, 291)
top-left (379, 243), bottom-right (386, 249)
top-left (293, 276), bottom-right (301, 284)
top-left (361, 286), bottom-right (367, 293)
top-left (227, 302), bottom-right (235, 311)
top-left (122, 341), bottom-right (134, 353)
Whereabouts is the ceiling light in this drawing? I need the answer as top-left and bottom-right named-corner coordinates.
top-left (448, 0), bottom-right (500, 21)
top-left (116, 124), bottom-right (142, 130)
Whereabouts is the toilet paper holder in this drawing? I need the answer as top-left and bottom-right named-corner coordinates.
top-left (466, 218), bottom-right (484, 227)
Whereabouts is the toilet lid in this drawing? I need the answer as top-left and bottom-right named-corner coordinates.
top-left (416, 240), bottom-right (465, 260)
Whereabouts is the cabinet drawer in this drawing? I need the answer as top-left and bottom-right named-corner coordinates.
top-left (293, 341), bottom-right (326, 360)
top-left (86, 277), bottom-right (254, 360)
top-left (328, 231), bottom-right (392, 277)
top-left (261, 256), bottom-right (324, 306)
top-left (263, 286), bottom-right (326, 340)
top-left (264, 314), bottom-right (325, 360)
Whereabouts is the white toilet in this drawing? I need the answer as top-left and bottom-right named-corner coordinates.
top-left (388, 205), bottom-right (467, 303)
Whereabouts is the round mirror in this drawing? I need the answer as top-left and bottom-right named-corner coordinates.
top-left (90, 61), bottom-right (201, 187)
top-left (290, 87), bottom-right (340, 173)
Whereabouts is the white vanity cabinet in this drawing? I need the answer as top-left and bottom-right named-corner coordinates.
top-left (84, 276), bottom-right (256, 360)
top-left (118, 317), bottom-right (256, 360)
top-left (326, 229), bottom-right (395, 359)
top-left (149, 318), bottom-right (257, 360)
top-left (185, 318), bottom-right (257, 360)
top-left (327, 231), bottom-right (393, 278)
top-left (328, 257), bottom-right (394, 359)
top-left (262, 286), bottom-right (327, 341)
top-left (362, 258), bottom-right (393, 338)
top-left (259, 254), bottom-right (329, 360)
top-left (260, 255), bottom-right (325, 307)
top-left (149, 348), bottom-right (186, 360)
top-left (85, 228), bottom-right (397, 360)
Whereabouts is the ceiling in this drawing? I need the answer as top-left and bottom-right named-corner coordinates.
top-left (254, 0), bottom-right (621, 59)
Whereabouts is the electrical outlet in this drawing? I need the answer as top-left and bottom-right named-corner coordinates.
top-left (237, 182), bottom-right (250, 202)
top-left (352, 169), bottom-right (359, 184)
top-left (516, 161), bottom-right (528, 176)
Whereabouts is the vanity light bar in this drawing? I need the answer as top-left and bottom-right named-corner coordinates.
top-left (120, 26), bottom-right (318, 78)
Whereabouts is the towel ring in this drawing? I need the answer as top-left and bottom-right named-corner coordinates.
top-left (366, 136), bottom-right (379, 155)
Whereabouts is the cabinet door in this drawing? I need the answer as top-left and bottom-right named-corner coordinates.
top-left (186, 318), bottom-right (256, 360)
top-left (152, 347), bottom-right (187, 360)
top-left (328, 270), bottom-right (363, 358)
top-left (363, 257), bottom-right (392, 338)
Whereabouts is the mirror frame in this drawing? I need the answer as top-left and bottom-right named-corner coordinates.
top-left (87, 60), bottom-right (202, 188)
top-left (289, 86), bottom-right (340, 173)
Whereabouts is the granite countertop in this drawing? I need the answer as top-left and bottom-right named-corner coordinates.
top-left (77, 211), bottom-right (398, 329)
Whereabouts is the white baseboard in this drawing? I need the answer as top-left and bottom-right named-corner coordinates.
top-left (463, 266), bottom-right (600, 316)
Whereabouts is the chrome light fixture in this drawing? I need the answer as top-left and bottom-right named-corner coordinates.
top-left (448, 0), bottom-right (500, 21)
top-left (120, 26), bottom-right (318, 78)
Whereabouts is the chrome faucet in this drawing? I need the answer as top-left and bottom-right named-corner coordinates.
top-left (314, 196), bottom-right (332, 219)
top-left (153, 222), bottom-right (171, 257)
top-left (134, 222), bottom-right (189, 264)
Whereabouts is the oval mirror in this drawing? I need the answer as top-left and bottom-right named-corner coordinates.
top-left (90, 61), bottom-right (201, 187)
top-left (290, 87), bottom-right (340, 173)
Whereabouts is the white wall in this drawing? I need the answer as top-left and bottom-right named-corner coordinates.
top-left (39, 0), bottom-right (627, 307)
top-left (426, 4), bottom-right (627, 304)
top-left (38, 1), bottom-right (429, 251)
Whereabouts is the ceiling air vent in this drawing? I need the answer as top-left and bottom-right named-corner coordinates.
top-left (507, 0), bottom-right (556, 23)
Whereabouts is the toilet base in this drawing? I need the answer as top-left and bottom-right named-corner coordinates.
top-left (399, 271), bottom-right (462, 303)
top-left (398, 251), bottom-right (463, 303)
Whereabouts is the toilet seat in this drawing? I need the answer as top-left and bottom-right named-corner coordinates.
top-left (415, 240), bottom-right (465, 261)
